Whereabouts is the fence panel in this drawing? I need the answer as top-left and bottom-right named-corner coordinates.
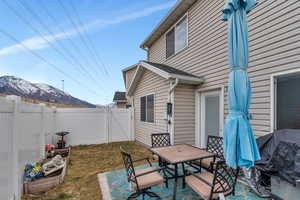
top-left (44, 107), bottom-right (56, 145)
top-left (17, 102), bottom-right (44, 198)
top-left (55, 108), bottom-right (108, 145)
top-left (0, 98), bottom-right (14, 200)
top-left (0, 96), bottom-right (132, 199)
top-left (109, 109), bottom-right (132, 142)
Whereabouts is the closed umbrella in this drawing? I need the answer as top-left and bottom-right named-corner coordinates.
top-left (222, 0), bottom-right (261, 168)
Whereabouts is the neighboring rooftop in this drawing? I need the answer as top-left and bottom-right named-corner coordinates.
top-left (140, 0), bottom-right (197, 49)
top-left (113, 91), bottom-right (127, 102)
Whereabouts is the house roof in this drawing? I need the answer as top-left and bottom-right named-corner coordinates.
top-left (143, 61), bottom-right (199, 78)
top-left (122, 63), bottom-right (138, 86)
top-left (140, 0), bottom-right (197, 49)
top-left (127, 61), bottom-right (204, 96)
top-left (113, 92), bottom-right (127, 102)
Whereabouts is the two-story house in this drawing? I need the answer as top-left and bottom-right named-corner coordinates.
top-left (123, 0), bottom-right (300, 147)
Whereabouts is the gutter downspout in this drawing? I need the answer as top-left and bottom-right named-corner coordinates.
top-left (168, 78), bottom-right (179, 102)
top-left (168, 78), bottom-right (179, 145)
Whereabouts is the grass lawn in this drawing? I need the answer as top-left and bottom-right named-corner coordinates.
top-left (23, 141), bottom-right (152, 200)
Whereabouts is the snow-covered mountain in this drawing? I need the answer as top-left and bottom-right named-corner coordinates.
top-left (0, 76), bottom-right (95, 107)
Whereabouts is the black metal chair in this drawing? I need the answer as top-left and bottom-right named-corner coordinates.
top-left (120, 147), bottom-right (165, 200)
top-left (185, 160), bottom-right (240, 200)
top-left (151, 133), bottom-right (171, 148)
top-left (195, 135), bottom-right (224, 172)
top-left (151, 133), bottom-right (171, 165)
top-left (151, 133), bottom-right (172, 187)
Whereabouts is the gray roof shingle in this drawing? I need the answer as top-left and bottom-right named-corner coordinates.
top-left (143, 61), bottom-right (199, 78)
top-left (113, 91), bottom-right (126, 101)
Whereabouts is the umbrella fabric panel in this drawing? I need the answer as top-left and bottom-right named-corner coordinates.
top-left (222, 0), bottom-right (261, 168)
top-left (224, 70), bottom-right (260, 168)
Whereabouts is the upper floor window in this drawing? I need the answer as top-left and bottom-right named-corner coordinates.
top-left (166, 16), bottom-right (188, 58)
top-left (140, 94), bottom-right (154, 123)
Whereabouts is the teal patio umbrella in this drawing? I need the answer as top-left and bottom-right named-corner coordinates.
top-left (222, 0), bottom-right (261, 168)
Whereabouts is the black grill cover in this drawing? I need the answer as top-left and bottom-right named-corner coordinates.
top-left (256, 129), bottom-right (300, 185)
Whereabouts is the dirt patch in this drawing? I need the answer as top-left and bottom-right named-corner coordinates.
top-left (22, 141), bottom-right (152, 200)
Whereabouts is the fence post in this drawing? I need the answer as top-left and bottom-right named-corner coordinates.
top-left (105, 107), bottom-right (110, 143)
top-left (130, 108), bottom-right (135, 141)
top-left (52, 107), bottom-right (57, 145)
top-left (39, 104), bottom-right (46, 160)
top-left (7, 95), bottom-right (21, 200)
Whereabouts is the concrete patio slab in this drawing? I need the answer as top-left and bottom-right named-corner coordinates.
top-left (98, 164), bottom-right (265, 200)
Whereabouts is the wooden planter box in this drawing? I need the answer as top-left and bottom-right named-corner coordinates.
top-left (23, 147), bottom-right (71, 195)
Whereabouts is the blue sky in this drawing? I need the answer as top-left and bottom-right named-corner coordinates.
top-left (0, 0), bottom-right (175, 105)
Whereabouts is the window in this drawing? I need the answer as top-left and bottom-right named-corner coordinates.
top-left (140, 94), bottom-right (154, 123)
top-left (275, 73), bottom-right (300, 130)
top-left (166, 16), bottom-right (188, 58)
top-left (140, 96), bottom-right (146, 122)
top-left (166, 29), bottom-right (175, 58)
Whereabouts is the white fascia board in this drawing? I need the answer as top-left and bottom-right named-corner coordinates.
top-left (127, 62), bottom-right (171, 96)
top-left (127, 65), bottom-right (145, 96)
top-left (140, 0), bottom-right (196, 49)
top-left (122, 63), bottom-right (138, 73)
top-left (122, 63), bottom-right (138, 86)
top-left (139, 61), bottom-right (171, 79)
top-left (170, 74), bottom-right (204, 84)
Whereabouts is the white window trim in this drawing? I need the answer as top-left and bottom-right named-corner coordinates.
top-left (270, 68), bottom-right (300, 132)
top-left (140, 93), bottom-right (155, 124)
top-left (165, 13), bottom-right (189, 59)
top-left (195, 85), bottom-right (225, 147)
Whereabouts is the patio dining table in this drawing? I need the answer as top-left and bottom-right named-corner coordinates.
top-left (149, 144), bottom-right (215, 200)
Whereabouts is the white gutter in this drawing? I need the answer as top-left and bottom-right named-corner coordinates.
top-left (168, 78), bottom-right (179, 102)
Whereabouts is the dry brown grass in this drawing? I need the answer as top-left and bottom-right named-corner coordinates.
top-left (22, 141), bottom-right (152, 200)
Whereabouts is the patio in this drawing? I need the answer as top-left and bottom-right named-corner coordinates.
top-left (23, 141), bottom-right (265, 200)
top-left (99, 163), bottom-right (265, 200)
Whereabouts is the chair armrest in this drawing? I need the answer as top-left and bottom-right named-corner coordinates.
top-left (132, 157), bottom-right (152, 166)
top-left (185, 168), bottom-right (213, 187)
top-left (135, 167), bottom-right (165, 178)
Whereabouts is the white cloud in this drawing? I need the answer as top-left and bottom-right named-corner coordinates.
top-left (0, 2), bottom-right (174, 56)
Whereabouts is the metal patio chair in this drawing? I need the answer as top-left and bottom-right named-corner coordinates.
top-left (120, 147), bottom-right (165, 200)
top-left (194, 135), bottom-right (224, 172)
top-left (151, 133), bottom-right (171, 166)
top-left (151, 133), bottom-right (171, 148)
top-left (151, 133), bottom-right (171, 165)
top-left (151, 133), bottom-right (172, 187)
top-left (185, 160), bottom-right (240, 200)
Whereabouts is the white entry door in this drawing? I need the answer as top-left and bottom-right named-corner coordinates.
top-left (200, 90), bottom-right (223, 147)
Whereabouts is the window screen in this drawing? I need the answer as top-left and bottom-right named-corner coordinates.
top-left (166, 28), bottom-right (175, 58)
top-left (140, 96), bottom-right (146, 122)
top-left (276, 73), bottom-right (300, 129)
top-left (147, 95), bottom-right (154, 123)
top-left (166, 16), bottom-right (188, 58)
top-left (175, 16), bottom-right (188, 52)
top-left (140, 95), bottom-right (154, 123)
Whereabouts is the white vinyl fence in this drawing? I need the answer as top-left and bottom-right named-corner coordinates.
top-left (55, 108), bottom-right (132, 145)
top-left (0, 96), bottom-right (132, 200)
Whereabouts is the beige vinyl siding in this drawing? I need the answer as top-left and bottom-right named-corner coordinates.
top-left (133, 69), bottom-right (169, 146)
top-left (125, 67), bottom-right (137, 90)
top-left (148, 36), bottom-right (166, 63)
top-left (148, 0), bottom-right (300, 138)
top-left (174, 84), bottom-right (196, 145)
